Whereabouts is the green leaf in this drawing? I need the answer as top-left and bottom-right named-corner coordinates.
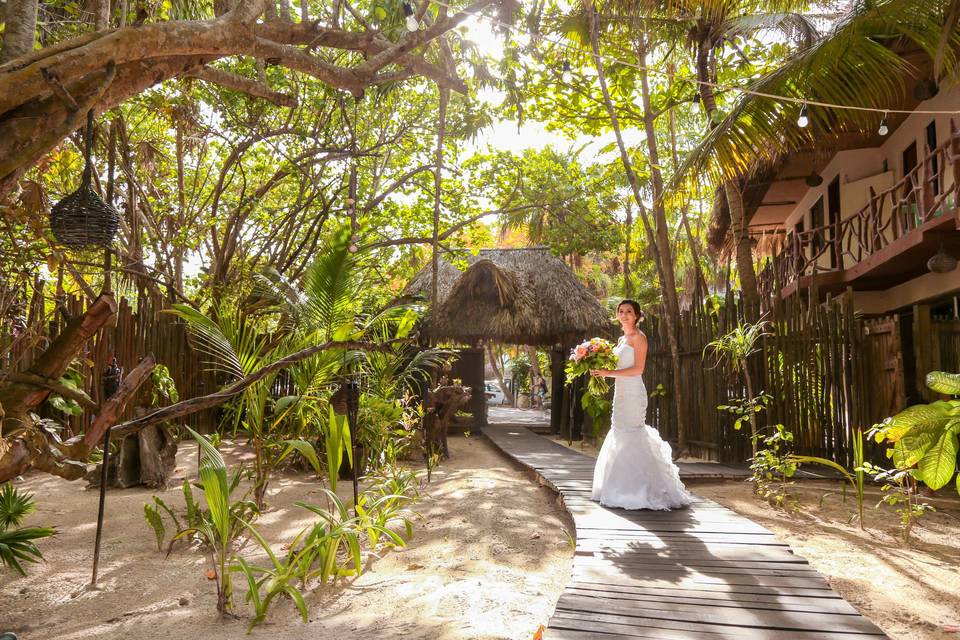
top-left (897, 422), bottom-right (946, 466)
top-left (916, 429), bottom-right (958, 490)
top-left (332, 321), bottom-right (355, 342)
top-left (881, 402), bottom-right (954, 442)
top-left (280, 439), bottom-right (323, 476)
top-left (926, 371), bottom-right (960, 395)
top-left (184, 427), bottom-right (230, 545)
top-left (144, 503), bottom-right (166, 551)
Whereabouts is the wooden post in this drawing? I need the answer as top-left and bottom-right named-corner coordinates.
top-left (913, 304), bottom-right (934, 401)
top-left (550, 346), bottom-right (565, 434)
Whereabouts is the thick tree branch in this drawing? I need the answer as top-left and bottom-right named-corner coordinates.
top-left (109, 340), bottom-right (396, 438)
top-left (185, 66), bottom-right (298, 107)
top-left (352, 0), bottom-right (496, 78)
top-left (80, 355), bottom-right (156, 449)
top-left (6, 372), bottom-right (97, 411)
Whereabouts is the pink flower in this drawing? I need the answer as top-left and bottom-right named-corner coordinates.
top-left (575, 346), bottom-right (587, 359)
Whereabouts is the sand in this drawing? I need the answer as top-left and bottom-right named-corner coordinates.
top-left (0, 435), bottom-right (574, 640)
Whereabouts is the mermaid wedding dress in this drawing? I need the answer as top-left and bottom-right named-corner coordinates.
top-left (591, 336), bottom-right (692, 510)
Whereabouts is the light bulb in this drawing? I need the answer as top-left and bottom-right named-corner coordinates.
top-left (561, 61), bottom-right (572, 84)
top-left (349, 244), bottom-right (359, 253)
top-left (402, 2), bottom-right (419, 31)
top-left (878, 116), bottom-right (889, 136)
top-left (692, 93), bottom-right (700, 113)
top-left (797, 104), bottom-right (809, 128)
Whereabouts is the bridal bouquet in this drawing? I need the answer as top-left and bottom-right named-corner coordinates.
top-left (565, 337), bottom-right (617, 397)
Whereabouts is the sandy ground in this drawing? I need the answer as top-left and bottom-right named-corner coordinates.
top-left (553, 435), bottom-right (960, 640)
top-left (0, 435), bottom-right (573, 640)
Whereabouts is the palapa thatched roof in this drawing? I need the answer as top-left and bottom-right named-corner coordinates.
top-left (404, 247), bottom-right (614, 346)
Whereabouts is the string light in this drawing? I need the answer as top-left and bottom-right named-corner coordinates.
top-left (561, 61), bottom-right (572, 83)
top-left (878, 112), bottom-right (889, 136)
top-left (797, 104), bottom-right (809, 128)
top-left (426, 0), bottom-right (960, 118)
top-left (402, 2), bottom-right (420, 32)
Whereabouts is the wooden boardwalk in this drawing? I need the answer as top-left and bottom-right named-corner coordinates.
top-left (484, 425), bottom-right (887, 640)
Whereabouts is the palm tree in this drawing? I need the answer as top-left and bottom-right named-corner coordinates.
top-left (612, 0), bottom-right (822, 320)
top-left (677, 0), bottom-right (960, 186)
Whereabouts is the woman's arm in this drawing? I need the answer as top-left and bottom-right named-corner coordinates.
top-left (591, 333), bottom-right (647, 378)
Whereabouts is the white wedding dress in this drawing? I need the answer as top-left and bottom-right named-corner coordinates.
top-left (591, 336), bottom-right (692, 510)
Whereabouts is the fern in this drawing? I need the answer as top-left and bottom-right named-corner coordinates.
top-left (144, 503), bottom-right (166, 552)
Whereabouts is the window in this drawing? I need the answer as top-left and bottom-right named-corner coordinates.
top-left (927, 121), bottom-right (940, 196)
top-left (902, 141), bottom-right (918, 204)
top-left (827, 178), bottom-right (841, 268)
top-left (810, 197), bottom-right (825, 262)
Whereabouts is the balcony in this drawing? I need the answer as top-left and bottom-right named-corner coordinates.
top-left (764, 121), bottom-right (960, 299)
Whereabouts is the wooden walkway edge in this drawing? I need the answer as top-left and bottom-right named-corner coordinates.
top-left (484, 425), bottom-right (888, 640)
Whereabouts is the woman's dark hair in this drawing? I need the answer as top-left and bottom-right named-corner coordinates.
top-left (617, 299), bottom-right (645, 325)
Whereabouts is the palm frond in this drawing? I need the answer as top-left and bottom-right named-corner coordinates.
top-left (677, 0), bottom-right (960, 185)
top-left (303, 226), bottom-right (361, 340)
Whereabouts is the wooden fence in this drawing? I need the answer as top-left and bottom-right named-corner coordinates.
top-left (1, 285), bottom-right (218, 437)
top-left (644, 289), bottom-right (925, 468)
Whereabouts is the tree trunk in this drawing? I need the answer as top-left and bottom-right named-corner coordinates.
top-left (587, 7), bottom-right (688, 453)
top-left (695, 40), bottom-right (760, 320)
top-left (624, 202), bottom-right (633, 297)
top-left (666, 74), bottom-right (708, 297)
top-left (0, 293), bottom-right (117, 427)
top-left (430, 88), bottom-right (449, 345)
top-left (724, 180), bottom-right (761, 321)
top-left (485, 343), bottom-right (514, 406)
top-left (1, 0), bottom-right (39, 63)
top-left (89, 0), bottom-right (112, 29)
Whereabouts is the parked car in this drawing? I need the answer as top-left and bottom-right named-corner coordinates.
top-left (484, 381), bottom-right (506, 405)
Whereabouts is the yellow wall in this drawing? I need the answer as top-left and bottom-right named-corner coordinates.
top-left (852, 269), bottom-right (960, 314)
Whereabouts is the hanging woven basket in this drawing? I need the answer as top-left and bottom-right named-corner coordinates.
top-left (50, 110), bottom-right (120, 248)
top-left (927, 246), bottom-right (958, 274)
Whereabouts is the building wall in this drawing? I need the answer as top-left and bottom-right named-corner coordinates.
top-left (757, 86), bottom-right (960, 232)
top-left (753, 85), bottom-right (960, 313)
top-left (853, 269), bottom-right (960, 315)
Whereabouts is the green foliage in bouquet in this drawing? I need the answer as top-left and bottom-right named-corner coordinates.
top-left (565, 338), bottom-right (618, 439)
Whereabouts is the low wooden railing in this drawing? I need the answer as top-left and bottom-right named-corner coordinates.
top-left (765, 118), bottom-right (960, 293)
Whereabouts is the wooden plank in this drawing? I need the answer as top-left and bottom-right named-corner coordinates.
top-left (550, 610), bottom-right (885, 640)
top-left (555, 593), bottom-right (883, 634)
top-left (483, 424), bottom-right (888, 639)
top-left (565, 583), bottom-right (861, 613)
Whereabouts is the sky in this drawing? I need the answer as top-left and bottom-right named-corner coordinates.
top-left (458, 17), bottom-right (645, 163)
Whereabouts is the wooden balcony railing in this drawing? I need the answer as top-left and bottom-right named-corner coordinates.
top-left (763, 118), bottom-right (960, 294)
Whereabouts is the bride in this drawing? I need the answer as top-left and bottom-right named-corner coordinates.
top-left (589, 300), bottom-right (691, 510)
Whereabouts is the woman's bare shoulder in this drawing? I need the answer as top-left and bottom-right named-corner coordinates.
top-left (627, 332), bottom-right (648, 347)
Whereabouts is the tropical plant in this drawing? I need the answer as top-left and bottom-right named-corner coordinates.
top-left (175, 427), bottom-right (249, 615)
top-left (150, 364), bottom-right (179, 406)
top-left (46, 367), bottom-right (87, 417)
top-left (749, 423), bottom-right (798, 508)
top-left (705, 318), bottom-right (770, 452)
top-left (354, 466), bottom-right (421, 546)
top-left (871, 371), bottom-right (960, 496)
top-left (0, 482), bottom-right (55, 576)
top-left (144, 469), bottom-right (259, 554)
top-left (231, 523), bottom-right (312, 633)
top-left (511, 352), bottom-right (533, 395)
top-left (169, 303), bottom-right (289, 508)
top-left (860, 461), bottom-right (935, 541)
top-left (678, 0), bottom-right (960, 184)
